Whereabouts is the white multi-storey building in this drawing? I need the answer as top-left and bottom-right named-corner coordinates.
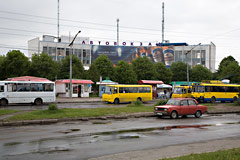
top-left (28, 35), bottom-right (91, 69)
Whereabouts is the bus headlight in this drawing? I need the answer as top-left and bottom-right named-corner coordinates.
top-left (164, 108), bottom-right (168, 111)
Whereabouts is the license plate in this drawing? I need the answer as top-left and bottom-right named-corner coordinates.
top-left (157, 113), bottom-right (163, 115)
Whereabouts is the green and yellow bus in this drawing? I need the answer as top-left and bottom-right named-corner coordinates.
top-left (192, 82), bottom-right (240, 103)
top-left (102, 85), bottom-right (152, 104)
top-left (172, 86), bottom-right (192, 98)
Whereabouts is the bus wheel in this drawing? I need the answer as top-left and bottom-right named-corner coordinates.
top-left (211, 97), bottom-right (216, 103)
top-left (233, 96), bottom-right (238, 102)
top-left (170, 111), bottom-right (178, 119)
top-left (0, 99), bottom-right (8, 106)
top-left (114, 98), bottom-right (119, 104)
top-left (137, 97), bottom-right (142, 102)
top-left (34, 98), bottom-right (42, 105)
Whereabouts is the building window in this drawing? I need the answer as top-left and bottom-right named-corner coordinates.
top-left (43, 46), bottom-right (48, 54)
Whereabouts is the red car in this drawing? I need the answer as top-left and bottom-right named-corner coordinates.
top-left (154, 98), bottom-right (207, 119)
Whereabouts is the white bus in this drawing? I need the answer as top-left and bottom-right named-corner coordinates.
top-left (0, 81), bottom-right (56, 106)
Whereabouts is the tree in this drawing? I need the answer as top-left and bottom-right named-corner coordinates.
top-left (218, 62), bottom-right (240, 83)
top-left (86, 63), bottom-right (100, 92)
top-left (93, 54), bottom-right (114, 80)
top-left (0, 55), bottom-right (6, 80)
top-left (170, 62), bottom-right (189, 81)
top-left (217, 56), bottom-right (237, 74)
top-left (190, 65), bottom-right (212, 82)
top-left (58, 55), bottom-right (84, 79)
top-left (154, 62), bottom-right (172, 83)
top-left (132, 56), bottom-right (156, 80)
top-left (2, 50), bottom-right (30, 79)
top-left (114, 61), bottom-right (138, 84)
top-left (217, 56), bottom-right (240, 81)
top-left (29, 53), bottom-right (60, 81)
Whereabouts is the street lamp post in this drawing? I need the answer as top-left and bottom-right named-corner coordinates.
top-left (68, 30), bottom-right (81, 98)
top-left (185, 43), bottom-right (201, 86)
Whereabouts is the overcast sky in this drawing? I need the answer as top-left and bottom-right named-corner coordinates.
top-left (0, 0), bottom-right (240, 69)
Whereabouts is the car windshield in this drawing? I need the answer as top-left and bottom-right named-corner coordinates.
top-left (166, 99), bottom-right (180, 105)
top-left (104, 86), bottom-right (113, 94)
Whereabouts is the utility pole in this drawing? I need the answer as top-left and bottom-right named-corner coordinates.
top-left (68, 31), bottom-right (81, 98)
top-left (185, 43), bottom-right (201, 86)
top-left (56, 0), bottom-right (60, 61)
top-left (162, 2), bottom-right (164, 43)
top-left (117, 18), bottom-right (119, 46)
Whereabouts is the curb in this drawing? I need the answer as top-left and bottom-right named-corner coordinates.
top-left (1, 111), bottom-right (239, 127)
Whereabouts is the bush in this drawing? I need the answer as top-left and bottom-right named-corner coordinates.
top-left (154, 99), bottom-right (168, 106)
top-left (48, 104), bottom-right (59, 111)
top-left (127, 100), bottom-right (143, 107)
top-left (234, 99), bottom-right (240, 106)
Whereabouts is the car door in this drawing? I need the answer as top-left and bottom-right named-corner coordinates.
top-left (180, 100), bottom-right (189, 115)
top-left (188, 99), bottom-right (198, 114)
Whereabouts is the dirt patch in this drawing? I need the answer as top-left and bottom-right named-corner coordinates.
top-left (207, 103), bottom-right (240, 114)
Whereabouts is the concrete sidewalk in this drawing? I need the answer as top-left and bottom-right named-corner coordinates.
top-left (56, 97), bottom-right (102, 103)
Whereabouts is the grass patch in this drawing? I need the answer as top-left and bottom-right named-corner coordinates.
top-left (207, 106), bottom-right (216, 110)
top-left (0, 109), bottom-right (19, 116)
top-left (162, 148), bottom-right (240, 160)
top-left (7, 105), bottom-right (154, 121)
top-left (127, 100), bottom-right (144, 107)
top-left (200, 103), bottom-right (216, 106)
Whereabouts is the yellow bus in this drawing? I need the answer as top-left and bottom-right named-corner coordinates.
top-left (172, 86), bottom-right (192, 98)
top-left (102, 85), bottom-right (152, 104)
top-left (192, 82), bottom-right (240, 103)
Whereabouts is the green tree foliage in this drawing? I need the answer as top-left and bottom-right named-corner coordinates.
top-left (219, 62), bottom-right (240, 83)
top-left (93, 54), bottom-right (114, 80)
top-left (114, 61), bottom-right (138, 84)
top-left (217, 56), bottom-right (237, 74)
top-left (86, 63), bottom-right (100, 92)
top-left (0, 55), bottom-right (6, 80)
top-left (29, 53), bottom-right (60, 81)
top-left (217, 56), bottom-right (240, 82)
top-left (58, 55), bottom-right (84, 79)
top-left (154, 62), bottom-right (172, 83)
top-left (170, 61), bottom-right (189, 81)
top-left (132, 56), bottom-right (156, 80)
top-left (1, 50), bottom-right (30, 79)
top-left (190, 65), bottom-right (212, 81)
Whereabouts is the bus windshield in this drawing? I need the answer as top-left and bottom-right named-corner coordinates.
top-left (173, 87), bottom-right (186, 94)
top-left (104, 86), bottom-right (113, 94)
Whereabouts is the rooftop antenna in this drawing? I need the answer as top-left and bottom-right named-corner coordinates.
top-left (162, 2), bottom-right (164, 43)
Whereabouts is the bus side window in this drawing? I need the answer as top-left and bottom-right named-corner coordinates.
top-left (0, 86), bottom-right (4, 92)
top-left (113, 87), bottom-right (118, 94)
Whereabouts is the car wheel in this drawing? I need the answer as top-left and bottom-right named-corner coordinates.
top-left (171, 111), bottom-right (178, 119)
top-left (0, 99), bottom-right (8, 106)
top-left (211, 96), bottom-right (216, 103)
top-left (34, 98), bottom-right (42, 105)
top-left (195, 110), bottom-right (202, 118)
top-left (114, 98), bottom-right (119, 104)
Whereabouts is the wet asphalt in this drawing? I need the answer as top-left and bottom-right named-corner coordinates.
top-left (0, 113), bottom-right (240, 160)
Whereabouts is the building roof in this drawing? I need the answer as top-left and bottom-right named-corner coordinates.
top-left (157, 84), bottom-right (172, 88)
top-left (6, 76), bottom-right (52, 82)
top-left (138, 80), bottom-right (164, 84)
top-left (55, 79), bottom-right (94, 84)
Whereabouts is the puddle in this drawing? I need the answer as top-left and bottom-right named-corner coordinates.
top-left (92, 121), bottom-right (111, 125)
